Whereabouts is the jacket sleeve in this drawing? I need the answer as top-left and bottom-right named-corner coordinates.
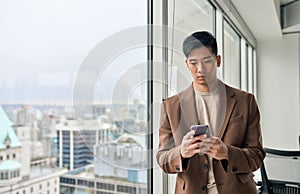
top-left (156, 101), bottom-right (190, 173)
top-left (221, 94), bottom-right (265, 174)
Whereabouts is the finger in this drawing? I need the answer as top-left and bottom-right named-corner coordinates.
top-left (189, 142), bottom-right (202, 150)
top-left (183, 146), bottom-right (201, 157)
top-left (191, 134), bottom-right (208, 143)
top-left (200, 140), bottom-right (214, 148)
top-left (199, 145), bottom-right (211, 153)
top-left (201, 136), bottom-right (218, 144)
top-left (203, 149), bottom-right (216, 156)
top-left (183, 130), bottom-right (195, 140)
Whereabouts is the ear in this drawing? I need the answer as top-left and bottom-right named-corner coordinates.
top-left (216, 55), bottom-right (221, 67)
top-left (185, 59), bottom-right (190, 70)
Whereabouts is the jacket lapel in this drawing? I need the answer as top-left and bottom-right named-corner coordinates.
top-left (178, 83), bottom-right (237, 139)
top-left (179, 84), bottom-right (199, 131)
top-left (218, 86), bottom-right (236, 139)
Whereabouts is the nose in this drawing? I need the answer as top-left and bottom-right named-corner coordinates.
top-left (195, 62), bottom-right (205, 72)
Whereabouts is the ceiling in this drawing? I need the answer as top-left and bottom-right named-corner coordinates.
top-left (231, 0), bottom-right (300, 41)
top-left (280, 0), bottom-right (298, 6)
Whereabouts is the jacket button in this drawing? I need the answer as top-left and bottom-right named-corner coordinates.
top-left (201, 185), bottom-right (207, 191)
top-left (232, 167), bottom-right (238, 172)
top-left (203, 164), bottom-right (209, 169)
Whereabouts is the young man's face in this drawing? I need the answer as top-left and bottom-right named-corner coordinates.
top-left (185, 47), bottom-right (221, 91)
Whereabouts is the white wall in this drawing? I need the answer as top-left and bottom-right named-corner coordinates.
top-left (257, 33), bottom-right (300, 149)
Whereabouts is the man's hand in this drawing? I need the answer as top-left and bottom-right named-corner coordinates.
top-left (181, 130), bottom-right (229, 160)
top-left (180, 130), bottom-right (207, 158)
top-left (201, 136), bottom-right (228, 160)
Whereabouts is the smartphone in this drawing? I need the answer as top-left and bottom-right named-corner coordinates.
top-left (190, 124), bottom-right (210, 137)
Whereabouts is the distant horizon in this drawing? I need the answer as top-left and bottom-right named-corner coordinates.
top-left (1, 99), bottom-right (148, 106)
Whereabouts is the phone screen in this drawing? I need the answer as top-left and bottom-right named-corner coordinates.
top-left (190, 124), bottom-right (210, 137)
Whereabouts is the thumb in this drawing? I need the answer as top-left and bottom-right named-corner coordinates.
top-left (183, 130), bottom-right (195, 140)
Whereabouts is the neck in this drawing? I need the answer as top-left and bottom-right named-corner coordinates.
top-left (194, 80), bottom-right (218, 92)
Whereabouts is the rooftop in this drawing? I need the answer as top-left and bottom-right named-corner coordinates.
top-left (0, 160), bottom-right (22, 171)
top-left (0, 106), bottom-right (21, 149)
top-left (30, 166), bottom-right (67, 178)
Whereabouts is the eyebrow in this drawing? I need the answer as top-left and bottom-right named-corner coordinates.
top-left (202, 56), bottom-right (213, 60)
top-left (188, 56), bottom-right (212, 61)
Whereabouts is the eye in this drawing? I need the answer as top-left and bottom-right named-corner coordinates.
top-left (203, 59), bottom-right (213, 64)
top-left (189, 60), bottom-right (198, 65)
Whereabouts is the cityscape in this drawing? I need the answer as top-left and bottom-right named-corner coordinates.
top-left (0, 101), bottom-right (148, 194)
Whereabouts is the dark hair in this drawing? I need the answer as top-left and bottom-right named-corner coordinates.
top-left (182, 31), bottom-right (218, 58)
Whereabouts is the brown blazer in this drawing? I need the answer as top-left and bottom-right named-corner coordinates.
top-left (156, 82), bottom-right (265, 194)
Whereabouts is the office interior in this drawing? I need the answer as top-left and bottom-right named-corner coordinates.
top-left (152, 0), bottom-right (300, 193)
top-left (0, 0), bottom-right (300, 194)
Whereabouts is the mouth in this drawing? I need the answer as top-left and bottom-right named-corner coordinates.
top-left (197, 75), bottom-right (206, 80)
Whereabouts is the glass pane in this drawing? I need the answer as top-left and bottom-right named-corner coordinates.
top-left (0, 0), bottom-right (148, 193)
top-left (245, 44), bottom-right (249, 91)
top-left (223, 20), bottom-right (241, 89)
top-left (248, 46), bottom-right (254, 93)
top-left (168, 0), bottom-right (216, 94)
top-left (166, 0), bottom-right (215, 193)
top-left (172, 0), bottom-right (215, 34)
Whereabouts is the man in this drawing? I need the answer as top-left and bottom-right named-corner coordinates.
top-left (156, 31), bottom-right (265, 194)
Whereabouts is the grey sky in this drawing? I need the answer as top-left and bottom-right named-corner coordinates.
top-left (0, 0), bottom-right (147, 105)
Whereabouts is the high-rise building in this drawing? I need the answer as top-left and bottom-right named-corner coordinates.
top-left (43, 115), bottom-right (58, 159)
top-left (56, 119), bottom-right (114, 170)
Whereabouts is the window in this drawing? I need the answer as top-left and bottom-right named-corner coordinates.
top-left (155, 0), bottom-right (257, 193)
top-left (78, 180), bottom-right (94, 188)
top-left (60, 177), bottom-right (75, 185)
top-left (0, 0), bottom-right (148, 193)
top-left (166, 0), bottom-right (216, 94)
top-left (163, 0), bottom-right (216, 193)
top-left (117, 185), bottom-right (136, 194)
top-left (0, 1), bottom-right (259, 194)
top-left (241, 38), bottom-right (255, 93)
top-left (248, 46), bottom-right (254, 93)
top-left (223, 19), bottom-right (241, 89)
top-left (96, 182), bottom-right (114, 191)
top-left (171, 0), bottom-right (215, 33)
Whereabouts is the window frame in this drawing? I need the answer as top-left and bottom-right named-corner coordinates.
top-left (154, 0), bottom-right (258, 193)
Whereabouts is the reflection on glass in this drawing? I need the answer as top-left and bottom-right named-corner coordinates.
top-left (167, 0), bottom-right (215, 193)
top-left (168, 0), bottom-right (216, 93)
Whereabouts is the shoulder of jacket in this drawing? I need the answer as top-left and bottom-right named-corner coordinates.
top-left (163, 83), bottom-right (193, 102)
top-left (225, 84), bottom-right (253, 98)
top-left (163, 93), bottom-right (180, 104)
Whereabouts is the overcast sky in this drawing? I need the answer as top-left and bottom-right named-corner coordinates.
top-left (0, 0), bottom-right (147, 105)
